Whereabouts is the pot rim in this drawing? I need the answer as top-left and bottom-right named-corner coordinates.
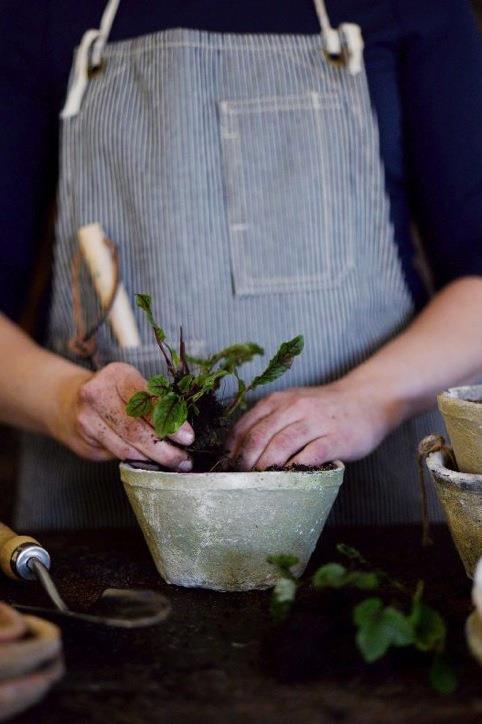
top-left (438, 384), bottom-right (482, 406)
top-left (119, 460), bottom-right (344, 491)
top-left (426, 449), bottom-right (482, 491)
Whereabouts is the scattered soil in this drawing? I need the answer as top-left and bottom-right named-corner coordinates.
top-left (265, 463), bottom-right (336, 472)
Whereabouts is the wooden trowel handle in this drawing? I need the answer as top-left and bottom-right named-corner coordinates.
top-left (0, 523), bottom-right (43, 580)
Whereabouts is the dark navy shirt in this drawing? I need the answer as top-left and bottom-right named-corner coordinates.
top-left (1, 0), bottom-right (482, 326)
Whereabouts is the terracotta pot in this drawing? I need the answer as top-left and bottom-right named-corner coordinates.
top-left (438, 385), bottom-right (482, 474)
top-left (119, 463), bottom-right (344, 591)
top-left (426, 447), bottom-right (482, 578)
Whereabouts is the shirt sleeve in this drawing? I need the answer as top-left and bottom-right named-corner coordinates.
top-left (396, 0), bottom-right (482, 291)
top-left (0, 2), bottom-right (58, 322)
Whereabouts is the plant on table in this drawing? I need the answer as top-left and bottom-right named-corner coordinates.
top-left (268, 545), bottom-right (457, 695)
top-left (125, 293), bottom-right (304, 471)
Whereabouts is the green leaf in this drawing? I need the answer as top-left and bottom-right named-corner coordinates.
top-left (168, 346), bottom-right (181, 369)
top-left (218, 343), bottom-right (264, 372)
top-left (354, 598), bottom-right (414, 663)
top-left (147, 374), bottom-right (170, 396)
top-left (313, 563), bottom-right (348, 589)
top-left (336, 544), bottom-right (367, 565)
top-left (409, 599), bottom-right (446, 652)
top-left (135, 293), bottom-right (166, 343)
top-left (191, 343), bottom-right (264, 373)
top-left (190, 370), bottom-right (229, 403)
top-left (152, 393), bottom-right (188, 438)
top-left (313, 564), bottom-right (379, 591)
top-left (125, 391), bottom-right (152, 418)
top-left (430, 653), bottom-right (457, 695)
top-left (177, 374), bottom-right (195, 393)
top-left (271, 578), bottom-right (297, 622)
top-left (250, 335), bottom-right (304, 390)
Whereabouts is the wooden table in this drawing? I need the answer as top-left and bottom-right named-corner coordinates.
top-left (1, 524), bottom-right (481, 723)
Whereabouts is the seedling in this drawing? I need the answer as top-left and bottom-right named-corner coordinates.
top-left (126, 293), bottom-right (304, 470)
top-left (268, 545), bottom-right (457, 695)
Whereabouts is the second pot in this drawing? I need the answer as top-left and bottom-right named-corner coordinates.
top-left (426, 447), bottom-right (482, 578)
top-left (438, 385), bottom-right (482, 474)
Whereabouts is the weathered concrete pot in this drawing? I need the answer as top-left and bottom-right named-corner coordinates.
top-left (438, 385), bottom-right (482, 474)
top-left (119, 463), bottom-right (344, 591)
top-left (426, 448), bottom-right (482, 578)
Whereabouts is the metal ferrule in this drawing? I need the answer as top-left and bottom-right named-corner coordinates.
top-left (10, 542), bottom-right (51, 581)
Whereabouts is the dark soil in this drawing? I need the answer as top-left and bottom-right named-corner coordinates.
top-left (127, 390), bottom-right (337, 473)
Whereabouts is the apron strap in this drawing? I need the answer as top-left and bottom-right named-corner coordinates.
top-left (313, 0), bottom-right (364, 75)
top-left (61, 0), bottom-right (363, 119)
top-left (60, 0), bottom-right (121, 119)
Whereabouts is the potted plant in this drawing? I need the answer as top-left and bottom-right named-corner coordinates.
top-left (437, 385), bottom-right (482, 474)
top-left (119, 294), bottom-right (345, 591)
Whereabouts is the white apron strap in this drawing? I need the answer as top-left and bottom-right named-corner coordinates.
top-left (313, 0), bottom-right (364, 75)
top-left (61, 0), bottom-right (363, 119)
top-left (60, 0), bottom-right (121, 119)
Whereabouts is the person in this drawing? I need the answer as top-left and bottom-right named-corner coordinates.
top-left (1, 0), bottom-right (482, 529)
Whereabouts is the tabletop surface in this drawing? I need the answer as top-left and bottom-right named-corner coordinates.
top-left (2, 524), bottom-right (481, 724)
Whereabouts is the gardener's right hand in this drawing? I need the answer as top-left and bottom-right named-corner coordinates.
top-left (49, 362), bottom-right (194, 470)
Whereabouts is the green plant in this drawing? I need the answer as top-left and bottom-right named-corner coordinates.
top-left (268, 545), bottom-right (457, 695)
top-left (126, 293), bottom-right (304, 468)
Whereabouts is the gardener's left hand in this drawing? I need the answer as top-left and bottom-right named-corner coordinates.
top-left (226, 380), bottom-right (400, 471)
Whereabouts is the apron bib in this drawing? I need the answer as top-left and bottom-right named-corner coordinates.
top-left (15, 0), bottom-right (442, 529)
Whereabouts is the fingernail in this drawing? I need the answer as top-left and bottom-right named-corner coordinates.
top-left (178, 427), bottom-right (194, 445)
top-left (178, 459), bottom-right (193, 472)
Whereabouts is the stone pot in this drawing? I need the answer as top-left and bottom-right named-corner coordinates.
top-left (119, 463), bottom-right (344, 591)
top-left (426, 447), bottom-right (482, 578)
top-left (438, 385), bottom-right (482, 474)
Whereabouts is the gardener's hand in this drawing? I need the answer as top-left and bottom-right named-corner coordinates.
top-left (226, 379), bottom-right (400, 471)
top-left (50, 362), bottom-right (194, 470)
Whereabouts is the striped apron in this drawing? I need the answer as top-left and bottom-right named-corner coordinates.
top-left (15, 0), bottom-right (442, 529)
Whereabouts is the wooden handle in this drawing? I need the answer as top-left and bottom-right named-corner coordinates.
top-left (0, 523), bottom-right (41, 581)
top-left (78, 223), bottom-right (141, 348)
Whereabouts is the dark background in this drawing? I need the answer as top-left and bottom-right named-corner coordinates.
top-left (1, 2), bottom-right (481, 525)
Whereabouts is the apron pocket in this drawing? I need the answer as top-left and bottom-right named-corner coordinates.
top-left (219, 91), bottom-right (355, 296)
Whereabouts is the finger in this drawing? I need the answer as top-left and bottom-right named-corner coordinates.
top-left (287, 436), bottom-right (336, 467)
top-left (235, 407), bottom-right (303, 471)
top-left (255, 420), bottom-right (321, 471)
top-left (225, 396), bottom-right (279, 455)
top-left (103, 407), bottom-right (192, 470)
top-left (114, 364), bottom-right (194, 446)
top-left (86, 413), bottom-right (150, 462)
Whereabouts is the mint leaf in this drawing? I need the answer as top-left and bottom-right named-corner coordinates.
top-left (152, 393), bottom-right (188, 438)
top-left (409, 599), bottom-right (446, 652)
top-left (354, 598), bottom-right (414, 662)
top-left (177, 374), bottom-right (195, 393)
top-left (430, 653), bottom-right (457, 695)
top-left (147, 374), bottom-right (170, 396)
top-left (313, 563), bottom-right (348, 589)
top-left (126, 391), bottom-right (152, 418)
top-left (313, 564), bottom-right (378, 591)
top-left (250, 335), bottom-right (304, 390)
top-left (135, 293), bottom-right (166, 343)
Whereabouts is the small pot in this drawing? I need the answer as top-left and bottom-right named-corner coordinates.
top-left (426, 447), bottom-right (482, 578)
top-left (438, 385), bottom-right (482, 474)
top-left (119, 463), bottom-right (344, 591)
